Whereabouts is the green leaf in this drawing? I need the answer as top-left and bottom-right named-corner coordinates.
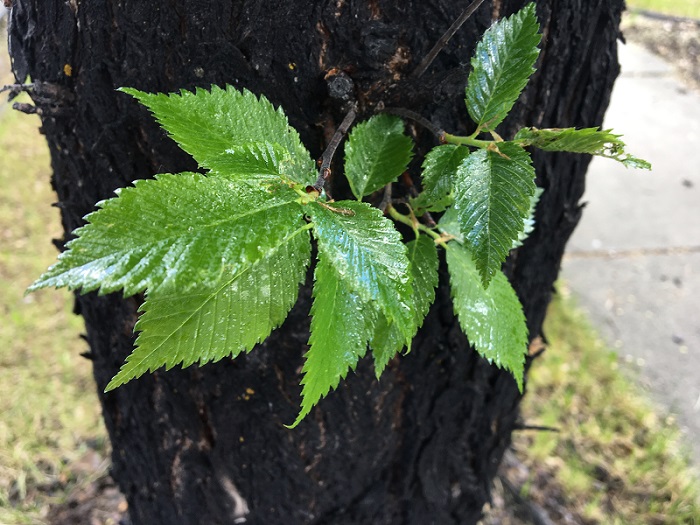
top-left (205, 141), bottom-right (296, 183)
top-left (414, 144), bottom-right (470, 212)
top-left (29, 173), bottom-right (304, 296)
top-left (344, 114), bottom-right (414, 199)
top-left (309, 200), bottom-right (414, 341)
top-left (437, 207), bottom-right (464, 244)
top-left (371, 235), bottom-right (439, 376)
top-left (105, 224), bottom-right (311, 391)
top-left (465, 3), bottom-right (541, 132)
top-left (514, 127), bottom-right (652, 169)
top-left (446, 242), bottom-right (527, 391)
top-left (453, 142), bottom-right (536, 286)
top-left (512, 187), bottom-right (544, 249)
top-left (291, 258), bottom-right (377, 427)
top-left (121, 86), bottom-right (315, 184)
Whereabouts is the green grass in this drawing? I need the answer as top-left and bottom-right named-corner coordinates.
top-left (516, 287), bottom-right (700, 524)
top-left (626, 0), bottom-right (700, 19)
top-left (0, 95), bottom-right (107, 523)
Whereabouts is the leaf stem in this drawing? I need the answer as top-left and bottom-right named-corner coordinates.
top-left (443, 132), bottom-right (492, 149)
top-left (382, 107), bottom-right (443, 140)
top-left (387, 205), bottom-right (452, 247)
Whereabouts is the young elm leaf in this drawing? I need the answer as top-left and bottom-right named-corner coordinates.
top-left (514, 127), bottom-right (652, 169)
top-left (120, 86), bottom-right (316, 184)
top-left (28, 173), bottom-right (304, 296)
top-left (344, 114), bottom-right (414, 199)
top-left (446, 242), bottom-right (528, 391)
top-left (371, 235), bottom-right (439, 377)
top-left (204, 141), bottom-right (296, 183)
top-left (105, 223), bottom-right (311, 392)
top-left (290, 258), bottom-right (377, 428)
top-left (309, 200), bottom-right (414, 343)
top-left (453, 142), bottom-right (536, 287)
top-left (465, 3), bottom-right (541, 132)
top-left (416, 144), bottom-right (470, 212)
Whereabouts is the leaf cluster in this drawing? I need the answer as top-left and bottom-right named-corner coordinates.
top-left (30, 3), bottom-right (649, 426)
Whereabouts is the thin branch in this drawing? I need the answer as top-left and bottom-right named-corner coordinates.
top-left (313, 106), bottom-right (357, 192)
top-left (401, 172), bottom-right (437, 228)
top-left (1, 83), bottom-right (35, 102)
top-left (383, 107), bottom-right (444, 140)
top-left (379, 183), bottom-right (393, 212)
top-left (412, 0), bottom-right (487, 79)
top-left (513, 423), bottom-right (560, 433)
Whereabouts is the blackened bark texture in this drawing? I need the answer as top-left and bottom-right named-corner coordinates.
top-left (8, 1), bottom-right (623, 523)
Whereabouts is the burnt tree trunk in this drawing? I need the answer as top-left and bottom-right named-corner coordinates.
top-left (8, 1), bottom-right (623, 523)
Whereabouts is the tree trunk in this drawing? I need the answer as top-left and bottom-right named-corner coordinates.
top-left (8, 1), bottom-right (623, 523)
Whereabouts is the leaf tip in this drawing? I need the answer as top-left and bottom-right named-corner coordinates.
top-left (286, 406), bottom-right (312, 429)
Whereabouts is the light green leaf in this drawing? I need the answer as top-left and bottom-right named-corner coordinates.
top-left (514, 127), bottom-right (651, 169)
top-left (465, 3), bottom-right (541, 132)
top-left (205, 141), bottom-right (296, 183)
top-left (291, 258), bottom-right (377, 427)
top-left (512, 187), bottom-right (544, 249)
top-left (344, 114), bottom-right (414, 199)
top-left (413, 144), bottom-right (470, 212)
top-left (446, 242), bottom-right (527, 391)
top-left (29, 173), bottom-right (304, 296)
top-left (105, 224), bottom-right (311, 391)
top-left (121, 86), bottom-right (315, 184)
top-left (371, 235), bottom-right (439, 377)
top-left (453, 142), bottom-right (536, 287)
top-left (309, 200), bottom-right (414, 341)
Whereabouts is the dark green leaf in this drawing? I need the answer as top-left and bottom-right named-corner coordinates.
top-left (344, 114), bottom-right (414, 199)
top-left (453, 142), bottom-right (536, 286)
top-left (309, 200), bottom-right (414, 341)
top-left (446, 242), bottom-right (527, 391)
top-left (291, 258), bottom-right (377, 427)
top-left (371, 235), bottom-right (439, 376)
top-left (465, 3), bottom-right (541, 132)
top-left (415, 144), bottom-right (470, 212)
top-left (121, 86), bottom-right (315, 184)
top-left (29, 173), bottom-right (304, 296)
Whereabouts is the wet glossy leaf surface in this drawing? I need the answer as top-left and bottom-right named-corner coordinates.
top-left (344, 114), bottom-right (414, 199)
top-left (310, 200), bottom-right (414, 340)
top-left (371, 235), bottom-right (439, 376)
top-left (121, 86), bottom-right (315, 184)
top-left (453, 142), bottom-right (536, 286)
top-left (465, 3), bottom-right (541, 132)
top-left (30, 173), bottom-right (304, 296)
top-left (446, 242), bottom-right (527, 391)
top-left (292, 258), bottom-right (376, 427)
top-left (105, 225), bottom-right (311, 391)
top-left (416, 144), bottom-right (470, 212)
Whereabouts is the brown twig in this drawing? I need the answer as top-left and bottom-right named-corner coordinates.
top-left (412, 0), bottom-right (487, 79)
top-left (383, 107), bottom-right (444, 140)
top-left (313, 105), bottom-right (357, 194)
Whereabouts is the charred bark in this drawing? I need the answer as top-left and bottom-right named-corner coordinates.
top-left (8, 1), bottom-right (623, 523)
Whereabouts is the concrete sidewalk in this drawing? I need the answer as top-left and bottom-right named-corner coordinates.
top-left (562, 42), bottom-right (700, 462)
